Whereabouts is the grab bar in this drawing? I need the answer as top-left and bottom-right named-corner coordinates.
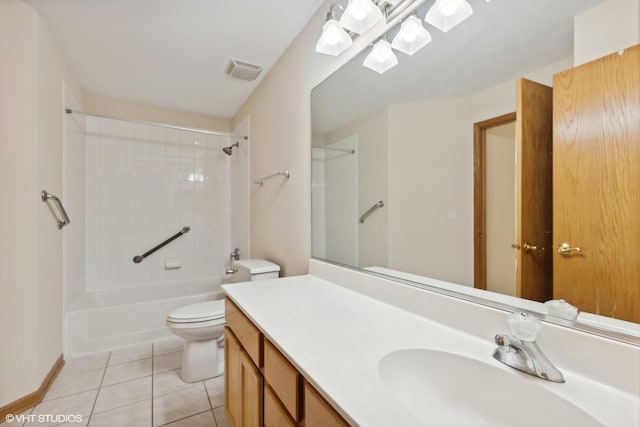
top-left (359, 201), bottom-right (384, 224)
top-left (254, 170), bottom-right (290, 186)
top-left (41, 190), bottom-right (71, 229)
top-left (133, 226), bottom-right (190, 263)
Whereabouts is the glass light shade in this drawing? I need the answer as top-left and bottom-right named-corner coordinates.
top-left (316, 19), bottom-right (353, 56)
top-left (425, 0), bottom-right (473, 33)
top-left (340, 0), bottom-right (383, 35)
top-left (363, 39), bottom-right (398, 74)
top-left (391, 15), bottom-right (432, 56)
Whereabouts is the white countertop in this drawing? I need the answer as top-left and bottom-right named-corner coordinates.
top-left (223, 275), bottom-right (638, 427)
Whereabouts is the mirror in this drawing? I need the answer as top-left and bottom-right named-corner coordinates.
top-left (311, 0), bottom-right (639, 339)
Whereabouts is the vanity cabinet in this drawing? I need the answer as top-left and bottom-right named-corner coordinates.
top-left (225, 297), bottom-right (350, 427)
top-left (225, 299), bottom-right (264, 427)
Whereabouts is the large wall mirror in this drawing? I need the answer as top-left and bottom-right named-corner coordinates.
top-left (311, 0), bottom-right (639, 340)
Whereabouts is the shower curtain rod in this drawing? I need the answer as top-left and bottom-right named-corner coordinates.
top-left (312, 146), bottom-right (355, 154)
top-left (65, 108), bottom-right (247, 139)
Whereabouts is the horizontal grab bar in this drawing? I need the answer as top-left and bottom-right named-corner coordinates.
top-left (133, 226), bottom-right (190, 263)
top-left (41, 190), bottom-right (70, 229)
top-left (254, 170), bottom-right (290, 186)
top-left (359, 201), bottom-right (384, 224)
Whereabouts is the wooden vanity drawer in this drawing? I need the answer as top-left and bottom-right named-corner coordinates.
top-left (304, 380), bottom-right (349, 427)
top-left (264, 339), bottom-right (302, 421)
top-left (225, 297), bottom-right (263, 367)
top-left (264, 385), bottom-right (297, 427)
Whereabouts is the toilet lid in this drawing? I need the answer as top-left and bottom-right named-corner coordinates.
top-left (168, 300), bottom-right (225, 323)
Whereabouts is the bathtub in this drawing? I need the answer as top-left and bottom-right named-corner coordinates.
top-left (65, 279), bottom-right (225, 357)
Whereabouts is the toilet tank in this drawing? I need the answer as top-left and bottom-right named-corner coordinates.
top-left (233, 259), bottom-right (280, 282)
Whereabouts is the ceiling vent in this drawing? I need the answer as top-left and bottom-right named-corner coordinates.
top-left (225, 59), bottom-right (263, 82)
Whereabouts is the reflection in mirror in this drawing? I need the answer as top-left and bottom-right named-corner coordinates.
top-left (311, 0), bottom-right (639, 338)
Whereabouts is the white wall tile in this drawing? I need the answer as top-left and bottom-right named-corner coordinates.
top-left (82, 118), bottom-right (244, 291)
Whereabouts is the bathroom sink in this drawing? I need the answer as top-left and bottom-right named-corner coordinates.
top-left (378, 349), bottom-right (603, 427)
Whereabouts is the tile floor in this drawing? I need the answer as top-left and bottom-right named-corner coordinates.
top-left (1, 337), bottom-right (228, 427)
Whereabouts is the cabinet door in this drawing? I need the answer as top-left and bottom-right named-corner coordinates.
top-left (225, 328), bottom-right (242, 427)
top-left (240, 347), bottom-right (263, 427)
top-left (264, 385), bottom-right (297, 427)
top-left (303, 381), bottom-right (349, 427)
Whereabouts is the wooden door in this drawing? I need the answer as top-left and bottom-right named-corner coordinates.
top-left (515, 78), bottom-right (553, 301)
top-left (553, 45), bottom-right (640, 323)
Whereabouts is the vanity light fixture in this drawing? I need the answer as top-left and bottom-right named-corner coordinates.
top-left (316, 4), bottom-right (353, 56)
top-left (391, 15), bottom-right (431, 55)
top-left (425, 0), bottom-right (473, 33)
top-left (340, 0), bottom-right (384, 35)
top-left (363, 38), bottom-right (398, 73)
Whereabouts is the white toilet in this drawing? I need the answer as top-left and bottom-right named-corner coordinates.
top-left (166, 259), bottom-right (280, 382)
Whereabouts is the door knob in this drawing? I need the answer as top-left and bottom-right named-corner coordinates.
top-left (511, 243), bottom-right (540, 252)
top-left (557, 243), bottom-right (582, 256)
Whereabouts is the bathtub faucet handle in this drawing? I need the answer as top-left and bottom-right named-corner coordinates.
top-left (227, 248), bottom-right (240, 274)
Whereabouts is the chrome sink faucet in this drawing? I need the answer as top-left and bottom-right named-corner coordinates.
top-left (493, 312), bottom-right (565, 383)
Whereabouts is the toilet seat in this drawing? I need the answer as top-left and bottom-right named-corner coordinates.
top-left (167, 300), bottom-right (225, 323)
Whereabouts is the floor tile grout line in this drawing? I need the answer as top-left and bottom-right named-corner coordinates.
top-left (153, 382), bottom-right (203, 399)
top-left (97, 372), bottom-right (153, 389)
top-left (36, 340), bottom-right (188, 427)
top-left (90, 396), bottom-right (151, 418)
top-left (151, 342), bottom-right (155, 427)
top-left (203, 381), bottom-right (220, 427)
top-left (41, 385), bottom-right (101, 405)
top-left (155, 409), bottom-right (212, 427)
top-left (86, 351), bottom-right (112, 427)
top-left (152, 348), bottom-right (182, 357)
top-left (56, 365), bottom-right (107, 381)
top-left (107, 353), bottom-right (153, 367)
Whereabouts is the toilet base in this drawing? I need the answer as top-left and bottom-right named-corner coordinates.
top-left (180, 339), bottom-right (223, 382)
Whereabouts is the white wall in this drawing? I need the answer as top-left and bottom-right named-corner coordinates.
top-left (84, 92), bottom-right (231, 132)
top-left (0, 0), bottom-right (84, 407)
top-left (230, 0), bottom-right (611, 276)
top-left (324, 109), bottom-right (388, 269)
top-left (63, 86), bottom-right (86, 310)
top-left (388, 97), bottom-right (474, 285)
top-left (311, 145), bottom-right (327, 258)
top-left (485, 122), bottom-right (517, 296)
top-left (84, 116), bottom-right (233, 291)
top-left (324, 137), bottom-right (359, 266)
top-left (574, 0), bottom-right (640, 66)
top-left (231, 117), bottom-right (251, 261)
top-left (231, 0), bottom-right (403, 276)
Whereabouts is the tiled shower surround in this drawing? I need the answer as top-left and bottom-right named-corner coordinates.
top-left (84, 116), bottom-right (236, 291)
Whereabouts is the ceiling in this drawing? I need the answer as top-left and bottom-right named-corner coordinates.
top-left (312, 0), bottom-right (602, 133)
top-left (24, 0), bottom-right (325, 118)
